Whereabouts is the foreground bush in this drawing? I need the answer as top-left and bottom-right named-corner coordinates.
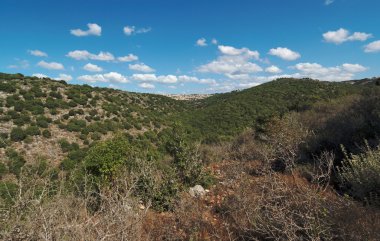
top-left (339, 144), bottom-right (380, 206)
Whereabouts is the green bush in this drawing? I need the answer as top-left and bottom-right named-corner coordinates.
top-left (10, 127), bottom-right (27, 142)
top-left (0, 163), bottom-right (8, 178)
top-left (25, 126), bottom-right (41, 136)
top-left (84, 136), bottom-right (133, 180)
top-left (59, 139), bottom-right (79, 153)
top-left (0, 181), bottom-right (18, 205)
top-left (42, 129), bottom-right (52, 138)
top-left (339, 144), bottom-right (380, 206)
top-left (6, 149), bottom-right (26, 177)
top-left (0, 82), bottom-right (16, 93)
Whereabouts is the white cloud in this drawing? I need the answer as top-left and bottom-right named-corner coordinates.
top-left (293, 62), bottom-right (367, 81)
top-left (129, 63), bottom-right (155, 73)
top-left (123, 26), bottom-right (135, 36)
top-left (123, 25), bottom-right (151, 36)
top-left (139, 82), bottom-right (155, 89)
top-left (71, 23), bottom-right (102, 37)
top-left (132, 74), bottom-right (216, 85)
top-left (117, 54), bottom-right (139, 62)
top-left (197, 45), bottom-right (262, 79)
top-left (28, 50), bottom-right (48, 57)
top-left (218, 45), bottom-right (260, 59)
top-left (177, 75), bottom-right (216, 85)
top-left (196, 38), bottom-right (207, 47)
top-left (78, 72), bottom-right (129, 83)
top-left (323, 28), bottom-right (372, 44)
top-left (268, 47), bottom-right (301, 61)
top-left (211, 38), bottom-right (218, 45)
top-left (364, 40), bottom-right (380, 53)
top-left (342, 63), bottom-right (368, 73)
top-left (136, 27), bottom-right (151, 34)
top-left (83, 63), bottom-right (103, 72)
top-left (66, 50), bottom-right (115, 61)
top-left (37, 61), bottom-right (64, 70)
top-left (325, 0), bottom-right (334, 5)
top-left (55, 74), bottom-right (73, 81)
top-left (32, 73), bottom-right (49, 78)
top-left (132, 74), bottom-right (157, 82)
top-left (265, 65), bottom-right (282, 74)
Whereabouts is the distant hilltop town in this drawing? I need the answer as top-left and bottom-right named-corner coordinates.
top-left (163, 94), bottom-right (213, 101)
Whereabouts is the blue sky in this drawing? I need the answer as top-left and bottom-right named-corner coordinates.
top-left (1, 0), bottom-right (379, 94)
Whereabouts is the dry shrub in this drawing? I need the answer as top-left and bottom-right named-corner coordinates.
top-left (218, 172), bottom-right (380, 241)
top-left (219, 174), bottom-right (338, 240)
top-left (230, 113), bottom-right (310, 173)
top-left (1, 175), bottom-right (145, 241)
top-left (143, 195), bottom-right (224, 241)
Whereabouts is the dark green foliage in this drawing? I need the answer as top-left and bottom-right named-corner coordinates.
top-left (0, 181), bottom-right (18, 205)
top-left (66, 119), bottom-right (87, 132)
top-left (25, 126), bottom-right (41, 136)
top-left (0, 163), bottom-right (8, 178)
top-left (181, 78), bottom-right (364, 142)
top-left (10, 127), bottom-right (27, 142)
top-left (59, 139), bottom-right (80, 153)
top-left (0, 82), bottom-right (17, 93)
top-left (6, 149), bottom-right (26, 177)
top-left (42, 129), bottom-right (51, 138)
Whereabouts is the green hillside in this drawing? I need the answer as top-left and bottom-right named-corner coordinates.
top-left (182, 78), bottom-right (368, 142)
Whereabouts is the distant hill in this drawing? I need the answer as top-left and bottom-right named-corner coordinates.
top-left (0, 73), bottom-right (376, 168)
top-left (181, 78), bottom-right (372, 142)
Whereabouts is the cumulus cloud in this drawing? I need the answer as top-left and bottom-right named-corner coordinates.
top-left (55, 74), bottom-right (73, 81)
top-left (323, 28), bottom-right (372, 44)
top-left (364, 40), bottom-right (380, 53)
top-left (211, 38), bottom-right (218, 45)
top-left (325, 0), bottom-right (334, 5)
top-left (78, 72), bottom-right (129, 83)
top-left (37, 61), bottom-right (64, 70)
top-left (292, 62), bottom-right (367, 81)
top-left (117, 54), bottom-right (139, 62)
top-left (139, 82), bottom-right (155, 89)
top-left (123, 25), bottom-right (151, 36)
top-left (218, 45), bottom-right (260, 59)
top-left (265, 65), bottom-right (282, 74)
top-left (196, 38), bottom-right (207, 47)
top-left (132, 74), bottom-right (216, 85)
top-left (268, 47), bottom-right (301, 61)
top-left (83, 63), bottom-right (103, 72)
top-left (341, 63), bottom-right (368, 72)
top-left (66, 50), bottom-right (115, 61)
top-left (70, 23), bottom-right (102, 37)
top-left (197, 45), bottom-right (262, 80)
top-left (129, 63), bottom-right (155, 73)
top-left (28, 50), bottom-right (48, 57)
top-left (32, 73), bottom-right (49, 78)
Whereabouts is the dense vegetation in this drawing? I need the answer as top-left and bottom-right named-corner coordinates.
top-left (1, 72), bottom-right (379, 240)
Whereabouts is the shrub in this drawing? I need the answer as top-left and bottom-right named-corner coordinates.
top-left (0, 181), bottom-right (18, 205)
top-left (59, 139), bottom-right (79, 153)
top-left (339, 144), bottom-right (380, 206)
top-left (166, 132), bottom-right (210, 187)
top-left (42, 129), bottom-right (52, 138)
top-left (0, 163), bottom-right (8, 178)
top-left (6, 149), bottom-right (26, 177)
top-left (10, 127), bottom-right (27, 142)
top-left (0, 82), bottom-right (16, 93)
top-left (84, 136), bottom-right (134, 180)
top-left (25, 126), bottom-right (41, 136)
